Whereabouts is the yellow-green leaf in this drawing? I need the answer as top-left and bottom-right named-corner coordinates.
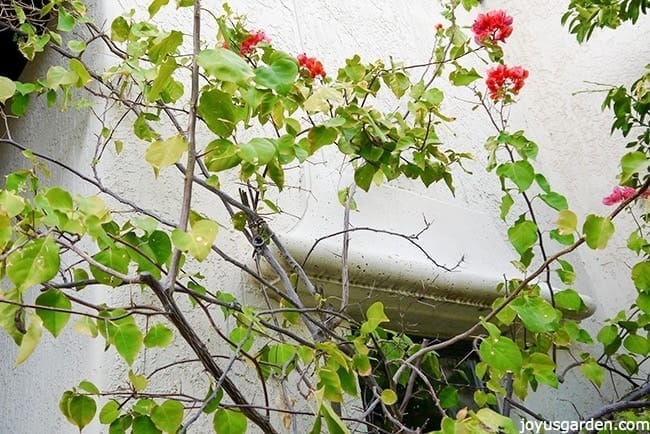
top-left (16, 315), bottom-right (43, 365)
top-left (557, 210), bottom-right (577, 235)
top-left (171, 219), bottom-right (218, 261)
top-left (69, 59), bottom-right (92, 87)
top-left (380, 389), bottom-right (398, 405)
top-left (145, 134), bottom-right (188, 174)
top-left (582, 214), bottom-right (615, 249)
top-left (7, 237), bottom-right (60, 291)
top-left (0, 76), bottom-right (16, 103)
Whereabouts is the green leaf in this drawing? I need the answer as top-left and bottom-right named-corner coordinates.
top-left (171, 219), bottom-right (218, 261)
top-left (320, 401), bottom-right (350, 434)
top-left (475, 408), bottom-right (518, 434)
top-left (303, 86), bottom-right (343, 113)
top-left (525, 353), bottom-right (558, 388)
top-left (45, 187), bottom-right (73, 211)
top-left (198, 89), bottom-right (241, 138)
top-left (637, 293), bottom-right (650, 313)
top-left (616, 354), bottom-right (638, 376)
top-left (202, 386), bottom-right (223, 414)
top-left (133, 415), bottom-right (162, 434)
top-left (496, 161), bottom-right (534, 192)
top-left (582, 214), bottom-right (615, 250)
top-left (238, 138), bottom-right (276, 165)
top-left (144, 323), bottom-right (174, 348)
top-left (354, 164), bottom-right (377, 192)
top-left (129, 370), bottom-right (148, 392)
top-left (204, 139), bottom-right (242, 172)
top-left (113, 323), bottom-right (143, 365)
top-left (508, 219), bottom-right (538, 255)
top-left (16, 315), bottom-right (43, 365)
top-left (0, 189), bottom-right (25, 217)
top-left (109, 414), bottom-right (133, 434)
top-left (620, 151), bottom-right (649, 183)
top-left (148, 0), bottom-right (170, 16)
top-left (255, 58), bottom-right (299, 90)
top-left (557, 210), bottom-right (578, 235)
top-left (554, 289), bottom-right (584, 312)
top-left (307, 126), bottom-right (338, 154)
top-left (623, 334), bottom-right (649, 355)
top-left (111, 16), bottom-right (130, 42)
top-left (147, 58), bottom-right (177, 102)
top-left (90, 247), bottom-right (130, 286)
top-left (632, 261), bottom-right (650, 292)
top-left (500, 193), bottom-right (514, 220)
top-left (535, 173), bottom-right (551, 193)
top-left (150, 31), bottom-right (183, 63)
top-left (360, 302), bottom-right (389, 334)
top-left (78, 380), bottom-right (100, 395)
top-left (57, 7), bottom-right (76, 32)
top-left (198, 48), bottom-right (254, 85)
top-left (69, 59), bottom-right (92, 87)
top-left (100, 400), bottom-right (121, 424)
top-left (151, 400), bottom-right (184, 433)
top-left (229, 326), bottom-right (254, 352)
top-left (380, 389), bottom-right (398, 405)
top-left (68, 40), bottom-right (87, 54)
top-left (68, 395), bottom-right (97, 431)
top-left (145, 135), bottom-right (188, 174)
top-left (597, 325), bottom-right (618, 346)
top-left (7, 237), bottom-right (60, 291)
top-left (35, 289), bottom-right (72, 337)
top-left (0, 76), bottom-right (16, 103)
top-left (449, 67), bottom-right (481, 86)
top-left (540, 192), bottom-right (568, 210)
top-left (439, 386), bottom-right (459, 409)
top-left (479, 334), bottom-right (522, 373)
top-left (510, 295), bottom-right (559, 333)
top-left (580, 359), bottom-right (605, 387)
top-left (213, 409), bottom-right (247, 434)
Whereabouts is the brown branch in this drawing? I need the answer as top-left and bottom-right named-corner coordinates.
top-left (140, 273), bottom-right (278, 434)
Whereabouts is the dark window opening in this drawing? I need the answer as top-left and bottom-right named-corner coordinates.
top-left (0, 1), bottom-right (47, 80)
top-left (362, 335), bottom-right (489, 433)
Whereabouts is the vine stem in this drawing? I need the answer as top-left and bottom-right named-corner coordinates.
top-left (166, 0), bottom-right (201, 290)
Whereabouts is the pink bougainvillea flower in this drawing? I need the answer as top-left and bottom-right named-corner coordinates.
top-left (602, 186), bottom-right (650, 205)
top-left (240, 31), bottom-right (269, 55)
top-left (435, 23), bottom-right (443, 31)
top-left (297, 53), bottom-right (326, 79)
top-left (486, 64), bottom-right (529, 101)
top-left (472, 10), bottom-right (513, 45)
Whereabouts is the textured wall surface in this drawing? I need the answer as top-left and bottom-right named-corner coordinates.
top-left (1, 0), bottom-right (649, 432)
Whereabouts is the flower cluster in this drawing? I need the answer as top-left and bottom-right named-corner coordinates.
top-left (472, 10), bottom-right (513, 45)
top-left (297, 53), bottom-right (326, 79)
top-left (486, 64), bottom-right (529, 101)
top-left (602, 186), bottom-right (650, 205)
top-left (240, 31), bottom-right (269, 55)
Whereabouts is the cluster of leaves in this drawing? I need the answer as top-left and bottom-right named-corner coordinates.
top-left (0, 0), bottom-right (649, 433)
top-left (562, 0), bottom-right (649, 42)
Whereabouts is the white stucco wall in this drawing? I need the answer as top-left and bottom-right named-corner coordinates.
top-left (1, 1), bottom-right (649, 433)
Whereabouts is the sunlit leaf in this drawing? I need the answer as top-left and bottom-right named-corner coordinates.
top-left (7, 237), bottom-right (60, 291)
top-left (582, 214), bottom-right (615, 249)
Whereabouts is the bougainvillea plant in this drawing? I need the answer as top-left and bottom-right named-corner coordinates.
top-left (0, 0), bottom-right (648, 433)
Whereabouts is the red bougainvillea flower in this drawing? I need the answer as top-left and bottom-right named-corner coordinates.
top-left (485, 64), bottom-right (529, 101)
top-left (472, 10), bottom-right (513, 45)
top-left (240, 31), bottom-right (269, 55)
top-left (602, 186), bottom-right (650, 205)
top-left (297, 53), bottom-right (326, 79)
top-left (435, 23), bottom-right (443, 31)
